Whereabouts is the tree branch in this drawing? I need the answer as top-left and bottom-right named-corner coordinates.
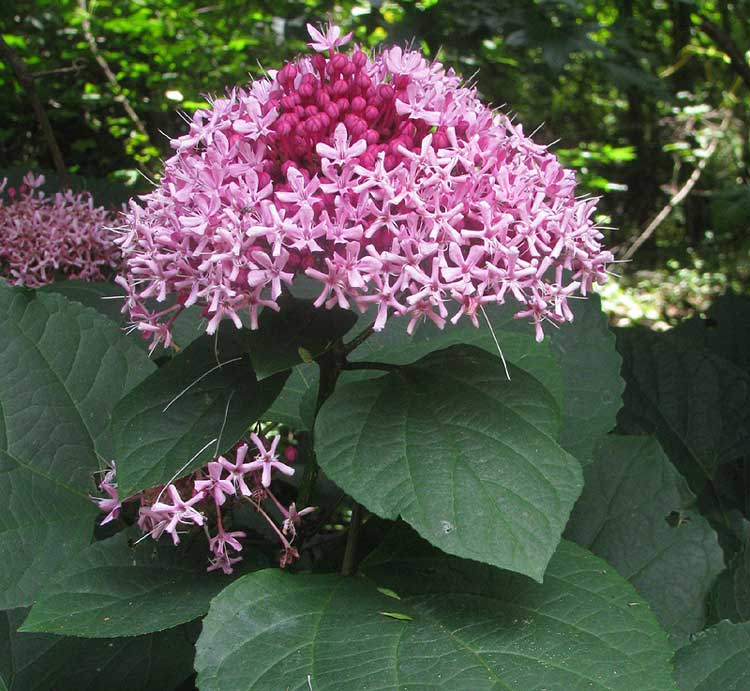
top-left (697, 16), bottom-right (750, 91)
top-left (77, 0), bottom-right (150, 140)
top-left (622, 110), bottom-right (732, 260)
top-left (0, 35), bottom-right (70, 187)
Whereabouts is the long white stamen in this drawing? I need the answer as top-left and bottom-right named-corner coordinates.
top-left (480, 305), bottom-right (510, 381)
top-left (162, 357), bottom-right (242, 412)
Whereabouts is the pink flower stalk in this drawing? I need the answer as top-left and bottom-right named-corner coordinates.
top-left (116, 24), bottom-right (612, 347)
top-left (92, 434), bottom-right (312, 574)
top-left (0, 172), bottom-right (119, 287)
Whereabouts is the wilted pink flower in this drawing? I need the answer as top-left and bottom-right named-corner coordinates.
top-left (0, 172), bottom-right (119, 287)
top-left (116, 24), bottom-right (612, 346)
top-left (91, 463), bottom-right (121, 525)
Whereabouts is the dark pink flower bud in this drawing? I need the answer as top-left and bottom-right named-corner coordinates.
top-left (332, 79), bottom-right (349, 97)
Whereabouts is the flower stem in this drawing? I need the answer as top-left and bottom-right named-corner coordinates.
top-left (298, 344), bottom-right (344, 507)
top-left (343, 321), bottom-right (375, 354)
top-left (341, 501), bottom-right (363, 576)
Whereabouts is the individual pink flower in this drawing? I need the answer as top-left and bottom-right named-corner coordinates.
top-left (306, 22), bottom-right (353, 53)
top-left (245, 433), bottom-right (295, 488)
top-left (193, 461), bottom-right (236, 506)
top-left (150, 484), bottom-right (206, 545)
top-left (218, 443), bottom-right (255, 496)
top-left (207, 552), bottom-right (243, 575)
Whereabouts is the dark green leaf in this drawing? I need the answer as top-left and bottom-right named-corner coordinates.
top-left (673, 291), bottom-right (750, 378)
top-left (0, 285), bottom-right (153, 609)
top-left (39, 281), bottom-right (127, 325)
top-left (708, 536), bottom-right (750, 624)
top-left (113, 323), bottom-right (288, 498)
top-left (549, 293), bottom-right (624, 463)
top-left (195, 536), bottom-right (676, 691)
top-left (565, 435), bottom-right (724, 639)
top-left (246, 295), bottom-right (356, 379)
top-left (20, 531), bottom-right (252, 637)
top-left (0, 608), bottom-right (196, 691)
top-left (263, 363), bottom-right (318, 430)
top-left (316, 345), bottom-right (582, 580)
top-left (673, 620), bottom-right (750, 691)
top-left (615, 327), bottom-right (750, 492)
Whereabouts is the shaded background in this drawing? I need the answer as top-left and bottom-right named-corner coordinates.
top-left (2, 0), bottom-right (748, 321)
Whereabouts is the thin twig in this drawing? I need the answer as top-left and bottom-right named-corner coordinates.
top-left (77, 0), bottom-right (153, 154)
top-left (621, 110), bottom-right (732, 261)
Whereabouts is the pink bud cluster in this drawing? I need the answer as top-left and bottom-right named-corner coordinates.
top-left (92, 435), bottom-right (310, 574)
top-left (0, 172), bottom-right (119, 288)
top-left (116, 24), bottom-right (612, 347)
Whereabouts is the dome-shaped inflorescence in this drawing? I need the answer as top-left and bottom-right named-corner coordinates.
top-left (116, 24), bottom-right (613, 349)
top-left (0, 173), bottom-right (119, 288)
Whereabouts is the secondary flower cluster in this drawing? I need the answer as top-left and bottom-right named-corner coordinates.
top-left (93, 434), bottom-right (311, 574)
top-left (0, 172), bottom-right (119, 287)
top-left (116, 24), bottom-right (612, 348)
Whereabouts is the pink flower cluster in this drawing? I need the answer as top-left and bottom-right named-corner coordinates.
top-left (92, 434), bottom-right (311, 574)
top-left (116, 24), bottom-right (612, 347)
top-left (0, 172), bottom-right (119, 288)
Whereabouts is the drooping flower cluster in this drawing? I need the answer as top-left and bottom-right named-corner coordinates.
top-left (116, 24), bottom-right (612, 347)
top-left (92, 434), bottom-right (310, 574)
top-left (0, 172), bottom-right (119, 288)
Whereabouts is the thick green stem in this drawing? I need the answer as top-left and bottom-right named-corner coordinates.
top-left (341, 502), bottom-right (363, 576)
top-left (297, 345), bottom-right (344, 507)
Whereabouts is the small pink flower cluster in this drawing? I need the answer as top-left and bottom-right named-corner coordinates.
top-left (92, 434), bottom-right (311, 574)
top-left (0, 172), bottom-right (119, 288)
top-left (116, 24), bottom-right (612, 347)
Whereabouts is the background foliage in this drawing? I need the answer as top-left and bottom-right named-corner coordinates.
top-left (2, 0), bottom-right (750, 302)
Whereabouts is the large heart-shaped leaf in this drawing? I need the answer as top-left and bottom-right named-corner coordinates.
top-left (0, 608), bottom-right (196, 691)
top-left (112, 324), bottom-right (288, 498)
top-left (0, 285), bottom-right (153, 609)
top-left (195, 534), bottom-right (675, 691)
top-left (548, 293), bottom-right (624, 463)
top-left (20, 531), bottom-right (262, 638)
top-left (616, 327), bottom-right (750, 492)
top-left (673, 291), bottom-right (750, 378)
top-left (673, 620), bottom-right (750, 691)
top-left (565, 435), bottom-right (724, 639)
top-left (316, 345), bottom-right (582, 580)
